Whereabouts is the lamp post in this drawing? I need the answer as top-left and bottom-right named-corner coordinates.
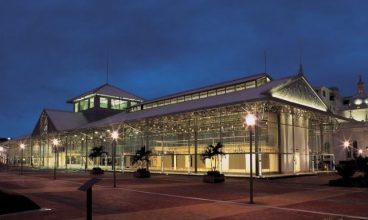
top-left (111, 131), bottom-right (119, 188)
top-left (245, 113), bottom-right (256, 204)
top-left (343, 140), bottom-right (350, 160)
top-left (20, 143), bottom-right (25, 175)
top-left (53, 139), bottom-right (59, 180)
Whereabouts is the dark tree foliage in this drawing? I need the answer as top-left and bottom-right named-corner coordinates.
top-left (336, 160), bottom-right (357, 180)
top-left (132, 146), bottom-right (151, 170)
top-left (201, 142), bottom-right (225, 172)
top-left (88, 146), bottom-right (108, 167)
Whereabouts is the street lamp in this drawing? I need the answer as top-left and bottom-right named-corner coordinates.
top-left (111, 131), bottom-right (119, 188)
top-left (53, 139), bottom-right (59, 180)
top-left (343, 140), bottom-right (350, 159)
top-left (245, 113), bottom-right (256, 204)
top-left (20, 143), bottom-right (25, 175)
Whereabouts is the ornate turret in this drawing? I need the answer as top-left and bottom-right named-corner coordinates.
top-left (357, 75), bottom-right (365, 95)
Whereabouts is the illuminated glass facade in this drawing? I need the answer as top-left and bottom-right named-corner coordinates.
top-left (5, 74), bottom-right (338, 176)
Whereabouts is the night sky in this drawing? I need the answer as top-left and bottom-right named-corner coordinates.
top-left (1, 0), bottom-right (367, 138)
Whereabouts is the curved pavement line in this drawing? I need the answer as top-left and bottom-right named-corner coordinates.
top-left (0, 208), bottom-right (52, 217)
top-left (117, 187), bottom-right (368, 220)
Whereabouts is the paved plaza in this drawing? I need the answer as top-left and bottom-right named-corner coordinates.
top-left (0, 168), bottom-right (368, 220)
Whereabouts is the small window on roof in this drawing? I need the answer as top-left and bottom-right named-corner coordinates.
top-left (246, 81), bottom-right (256, 89)
top-left (235, 83), bottom-right (245, 91)
top-left (171, 98), bottom-right (177, 104)
top-left (200, 92), bottom-right (207, 98)
top-left (100, 97), bottom-right (108, 108)
top-left (165, 99), bottom-right (171, 105)
top-left (192, 93), bottom-right (199, 100)
top-left (112, 99), bottom-right (127, 110)
top-left (256, 77), bottom-right (267, 86)
top-left (208, 90), bottom-right (216, 96)
top-left (157, 101), bottom-right (164, 106)
top-left (89, 97), bottom-right (94, 108)
top-left (185, 95), bottom-right (192, 101)
top-left (80, 99), bottom-right (89, 111)
top-left (217, 88), bottom-right (225, 95)
top-left (74, 103), bottom-right (79, 112)
top-left (177, 96), bottom-right (185, 102)
top-left (226, 86), bottom-right (235, 93)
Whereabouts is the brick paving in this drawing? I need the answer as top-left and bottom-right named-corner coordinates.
top-left (0, 167), bottom-right (367, 220)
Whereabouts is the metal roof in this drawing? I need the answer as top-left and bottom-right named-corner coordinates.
top-left (80, 76), bottom-right (291, 129)
top-left (44, 109), bottom-right (90, 131)
top-left (66, 83), bottom-right (144, 103)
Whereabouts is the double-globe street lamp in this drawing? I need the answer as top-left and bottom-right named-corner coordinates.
top-left (344, 140), bottom-right (363, 158)
top-left (245, 113), bottom-right (256, 204)
top-left (111, 131), bottom-right (119, 188)
top-left (19, 143), bottom-right (25, 175)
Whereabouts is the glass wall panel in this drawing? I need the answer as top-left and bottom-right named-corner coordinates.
top-left (100, 97), bottom-right (108, 108)
top-left (80, 99), bottom-right (89, 111)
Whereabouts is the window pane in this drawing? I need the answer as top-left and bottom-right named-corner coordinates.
top-left (217, 88), bottom-right (225, 95)
top-left (208, 90), bottom-right (216, 96)
top-left (74, 103), bottom-right (79, 112)
top-left (111, 99), bottom-right (127, 110)
top-left (256, 77), bottom-right (267, 86)
top-left (100, 97), bottom-right (108, 108)
top-left (80, 99), bottom-right (89, 111)
top-left (192, 93), bottom-right (199, 100)
top-left (246, 81), bottom-right (256, 89)
top-left (226, 86), bottom-right (235, 93)
top-left (171, 98), bottom-right (177, 104)
top-left (89, 97), bottom-right (94, 108)
top-left (185, 95), bottom-right (192, 101)
top-left (235, 83), bottom-right (245, 91)
top-left (199, 92), bottom-right (207, 98)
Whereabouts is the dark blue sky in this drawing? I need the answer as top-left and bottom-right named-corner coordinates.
top-left (1, 0), bottom-right (367, 138)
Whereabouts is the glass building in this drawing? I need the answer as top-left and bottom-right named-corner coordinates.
top-left (4, 73), bottom-right (341, 176)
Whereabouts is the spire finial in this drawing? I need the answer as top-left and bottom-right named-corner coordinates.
top-left (297, 44), bottom-right (304, 76)
top-left (264, 50), bottom-right (267, 73)
top-left (298, 63), bottom-right (304, 76)
top-left (359, 74), bottom-right (363, 84)
top-left (106, 48), bottom-right (109, 84)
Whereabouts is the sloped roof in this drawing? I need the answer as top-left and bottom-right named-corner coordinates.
top-left (80, 76), bottom-right (291, 129)
top-left (144, 73), bottom-right (272, 104)
top-left (67, 83), bottom-right (144, 103)
top-left (45, 109), bottom-right (90, 131)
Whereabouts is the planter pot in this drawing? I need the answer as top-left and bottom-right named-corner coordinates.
top-left (203, 173), bottom-right (225, 183)
top-left (90, 167), bottom-right (104, 175)
top-left (134, 169), bottom-right (151, 178)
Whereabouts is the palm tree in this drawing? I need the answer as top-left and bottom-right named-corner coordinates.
top-left (201, 142), bottom-right (225, 171)
top-left (89, 146), bottom-right (108, 167)
top-left (132, 146), bottom-right (151, 171)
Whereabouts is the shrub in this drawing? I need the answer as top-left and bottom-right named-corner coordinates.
top-left (356, 156), bottom-right (368, 178)
top-left (90, 167), bottom-right (104, 175)
top-left (336, 160), bottom-right (357, 180)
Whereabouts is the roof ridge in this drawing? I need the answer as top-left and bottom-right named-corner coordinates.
top-left (44, 108), bottom-right (74, 113)
top-left (143, 72), bottom-right (271, 103)
top-left (66, 83), bottom-right (143, 103)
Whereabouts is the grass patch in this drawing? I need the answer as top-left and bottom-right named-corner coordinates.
top-left (0, 189), bottom-right (40, 215)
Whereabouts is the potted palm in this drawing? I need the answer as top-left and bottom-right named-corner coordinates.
top-left (201, 142), bottom-right (225, 183)
top-left (132, 146), bottom-right (151, 178)
top-left (89, 146), bottom-right (107, 175)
